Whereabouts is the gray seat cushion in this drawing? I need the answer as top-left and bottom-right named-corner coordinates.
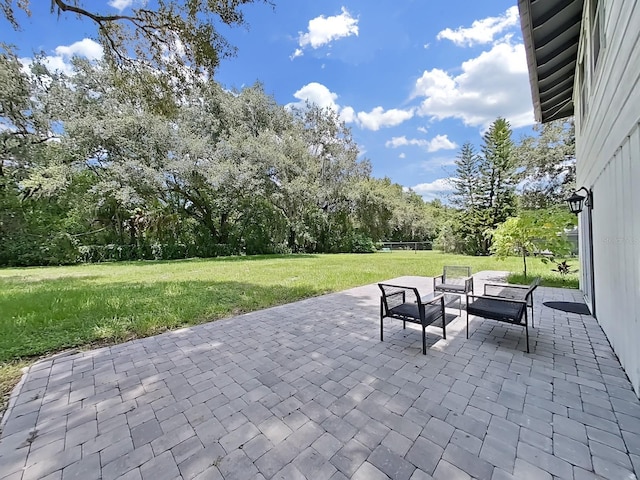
top-left (435, 283), bottom-right (467, 293)
top-left (389, 303), bottom-right (442, 326)
top-left (467, 297), bottom-right (525, 324)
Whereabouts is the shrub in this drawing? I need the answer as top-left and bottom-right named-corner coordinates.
top-left (349, 233), bottom-right (376, 253)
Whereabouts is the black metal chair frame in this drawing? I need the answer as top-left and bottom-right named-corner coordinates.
top-left (378, 283), bottom-right (446, 354)
top-left (482, 278), bottom-right (539, 327)
top-left (433, 266), bottom-right (474, 314)
top-left (465, 278), bottom-right (540, 353)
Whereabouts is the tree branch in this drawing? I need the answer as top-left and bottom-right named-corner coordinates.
top-left (51, 0), bottom-right (137, 24)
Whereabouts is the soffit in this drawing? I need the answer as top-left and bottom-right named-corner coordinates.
top-left (518, 0), bottom-right (584, 123)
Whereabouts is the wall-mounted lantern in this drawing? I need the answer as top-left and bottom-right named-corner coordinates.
top-left (566, 187), bottom-right (592, 214)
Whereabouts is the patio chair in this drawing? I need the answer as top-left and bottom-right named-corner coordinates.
top-left (433, 266), bottom-right (474, 313)
top-left (465, 277), bottom-right (540, 353)
top-left (482, 277), bottom-right (540, 327)
top-left (378, 283), bottom-right (446, 354)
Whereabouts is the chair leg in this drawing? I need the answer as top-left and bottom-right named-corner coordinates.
top-left (466, 310), bottom-right (469, 339)
top-left (531, 307), bottom-right (535, 328)
top-left (441, 299), bottom-right (447, 340)
top-left (525, 310), bottom-right (530, 353)
top-left (403, 320), bottom-right (406, 330)
top-left (531, 296), bottom-right (535, 328)
top-left (422, 327), bottom-right (426, 355)
top-left (380, 300), bottom-right (384, 342)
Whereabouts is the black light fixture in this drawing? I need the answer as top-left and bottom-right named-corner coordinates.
top-left (566, 187), bottom-right (592, 214)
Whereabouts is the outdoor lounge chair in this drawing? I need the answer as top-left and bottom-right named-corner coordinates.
top-left (378, 283), bottom-right (446, 354)
top-left (482, 277), bottom-right (540, 327)
top-left (465, 277), bottom-right (540, 353)
top-left (433, 266), bottom-right (473, 313)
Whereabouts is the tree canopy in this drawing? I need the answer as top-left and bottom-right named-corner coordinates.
top-left (445, 118), bottom-right (517, 255)
top-left (516, 119), bottom-right (575, 208)
top-left (0, 56), bottom-right (441, 266)
top-left (2, 0), bottom-right (271, 78)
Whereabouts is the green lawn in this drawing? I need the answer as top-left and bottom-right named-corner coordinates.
top-left (0, 251), bottom-right (578, 410)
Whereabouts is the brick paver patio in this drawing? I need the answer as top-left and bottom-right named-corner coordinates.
top-left (1, 273), bottom-right (639, 479)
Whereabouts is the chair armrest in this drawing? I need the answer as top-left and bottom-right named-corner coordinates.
top-left (384, 290), bottom-right (406, 299)
top-left (464, 276), bottom-right (474, 293)
top-left (484, 282), bottom-right (528, 290)
top-left (421, 292), bottom-right (444, 305)
top-left (467, 293), bottom-right (527, 305)
top-left (433, 275), bottom-right (444, 288)
top-left (484, 284), bottom-right (528, 298)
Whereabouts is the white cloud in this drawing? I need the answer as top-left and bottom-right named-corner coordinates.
top-left (385, 134), bottom-right (457, 152)
top-left (357, 107), bottom-right (414, 131)
top-left (109, 0), bottom-right (147, 12)
top-left (294, 7), bottom-right (358, 58)
top-left (437, 6), bottom-right (519, 47)
top-left (288, 83), bottom-right (413, 131)
top-left (410, 178), bottom-right (453, 201)
top-left (399, 153), bottom-right (406, 159)
top-left (20, 38), bottom-right (103, 76)
top-left (417, 126), bottom-right (428, 134)
top-left (386, 137), bottom-right (414, 148)
top-left (339, 106), bottom-right (356, 123)
top-left (427, 134), bottom-right (457, 152)
top-left (291, 82), bottom-right (338, 109)
top-left (288, 82), bottom-right (358, 126)
top-left (20, 55), bottom-right (73, 76)
top-left (412, 40), bottom-right (534, 129)
top-left (54, 38), bottom-right (103, 61)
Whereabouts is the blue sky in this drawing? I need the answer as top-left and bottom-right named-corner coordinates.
top-left (2, 0), bottom-right (535, 201)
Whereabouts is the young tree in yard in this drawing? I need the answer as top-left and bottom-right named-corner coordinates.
top-left (490, 209), bottom-right (576, 278)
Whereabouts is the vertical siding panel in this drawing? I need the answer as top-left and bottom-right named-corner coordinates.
top-left (593, 165), bottom-right (607, 332)
top-left (608, 157), bottom-right (615, 331)
top-left (616, 145), bottom-right (624, 359)
top-left (620, 141), bottom-right (631, 370)
top-left (606, 158), bottom-right (615, 339)
top-left (615, 150), bottom-right (625, 357)
top-left (631, 126), bottom-right (640, 389)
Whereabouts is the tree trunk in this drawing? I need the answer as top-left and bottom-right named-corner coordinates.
top-left (219, 212), bottom-right (229, 244)
top-left (288, 227), bottom-right (296, 251)
top-left (522, 248), bottom-right (528, 279)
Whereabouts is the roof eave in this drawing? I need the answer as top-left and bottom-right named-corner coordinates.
top-left (519, 0), bottom-right (544, 123)
top-left (518, 0), bottom-right (584, 123)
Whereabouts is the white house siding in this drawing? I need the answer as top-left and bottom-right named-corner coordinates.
top-left (575, 0), bottom-right (640, 394)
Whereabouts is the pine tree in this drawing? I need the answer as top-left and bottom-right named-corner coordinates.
top-left (450, 142), bottom-right (480, 210)
top-left (478, 117), bottom-right (517, 253)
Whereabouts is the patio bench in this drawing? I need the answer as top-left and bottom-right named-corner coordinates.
top-left (465, 277), bottom-right (540, 353)
top-left (378, 283), bottom-right (446, 354)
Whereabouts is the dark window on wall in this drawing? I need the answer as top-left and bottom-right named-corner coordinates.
top-left (579, 57), bottom-right (587, 123)
top-left (591, 0), bottom-right (602, 70)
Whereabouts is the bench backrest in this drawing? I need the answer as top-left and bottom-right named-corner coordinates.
top-left (443, 266), bottom-right (471, 284)
top-left (378, 283), bottom-right (419, 311)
